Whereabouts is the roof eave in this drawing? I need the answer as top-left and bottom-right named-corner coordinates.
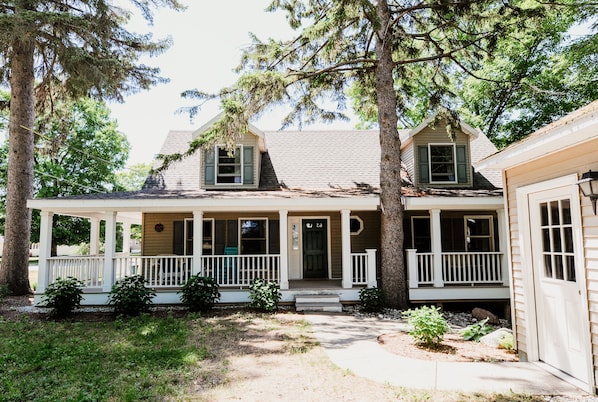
top-left (27, 195), bottom-right (380, 214)
top-left (476, 107), bottom-right (598, 170)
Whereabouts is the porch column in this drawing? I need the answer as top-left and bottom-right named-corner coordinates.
top-left (102, 211), bottom-right (117, 292)
top-left (192, 211), bottom-right (204, 276)
top-left (406, 249), bottom-right (419, 288)
top-left (279, 210), bottom-right (289, 290)
top-left (341, 209), bottom-right (352, 289)
top-left (430, 209), bottom-right (444, 288)
top-left (37, 210), bottom-right (53, 293)
top-left (497, 208), bottom-right (509, 287)
top-left (122, 222), bottom-right (131, 255)
top-left (365, 249), bottom-right (377, 288)
top-left (89, 218), bottom-right (100, 255)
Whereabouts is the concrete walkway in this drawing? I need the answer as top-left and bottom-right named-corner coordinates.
top-left (304, 312), bottom-right (590, 397)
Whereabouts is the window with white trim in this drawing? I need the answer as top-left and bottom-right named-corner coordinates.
top-left (350, 216), bottom-right (363, 235)
top-left (183, 218), bottom-right (214, 255)
top-left (540, 199), bottom-right (576, 282)
top-left (239, 218), bottom-right (268, 255)
top-left (216, 146), bottom-right (242, 184)
top-left (429, 144), bottom-right (457, 183)
top-left (464, 215), bottom-right (494, 252)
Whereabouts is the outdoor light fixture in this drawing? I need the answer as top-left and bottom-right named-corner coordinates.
top-left (577, 170), bottom-right (598, 215)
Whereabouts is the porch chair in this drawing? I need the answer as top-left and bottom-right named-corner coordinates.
top-left (222, 246), bottom-right (238, 284)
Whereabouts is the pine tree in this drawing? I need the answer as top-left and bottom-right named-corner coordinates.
top-left (0, 0), bottom-right (183, 295)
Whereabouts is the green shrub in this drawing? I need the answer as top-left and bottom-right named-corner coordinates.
top-left (498, 332), bottom-right (515, 351)
top-left (248, 279), bottom-right (281, 312)
top-left (40, 277), bottom-right (84, 317)
top-left (461, 318), bottom-right (494, 342)
top-left (402, 305), bottom-right (449, 348)
top-left (108, 275), bottom-right (156, 316)
top-left (358, 287), bottom-right (385, 312)
top-left (180, 275), bottom-right (221, 312)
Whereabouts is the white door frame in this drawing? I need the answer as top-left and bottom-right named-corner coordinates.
top-left (516, 173), bottom-right (594, 391)
top-left (287, 216), bottom-right (332, 280)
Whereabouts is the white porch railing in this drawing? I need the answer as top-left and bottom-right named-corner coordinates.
top-left (202, 254), bottom-right (280, 287)
top-left (407, 249), bottom-right (505, 288)
top-left (442, 252), bottom-right (503, 284)
top-left (114, 256), bottom-right (193, 288)
top-left (47, 256), bottom-right (104, 288)
top-left (40, 250), bottom-right (377, 291)
top-left (351, 249), bottom-right (377, 287)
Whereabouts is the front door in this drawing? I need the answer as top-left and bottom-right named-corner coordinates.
top-left (529, 188), bottom-right (590, 384)
top-left (302, 219), bottom-right (328, 279)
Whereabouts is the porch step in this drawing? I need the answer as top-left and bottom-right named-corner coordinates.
top-left (295, 294), bottom-right (343, 313)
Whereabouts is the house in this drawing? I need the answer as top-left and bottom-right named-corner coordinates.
top-left (27, 113), bottom-right (507, 309)
top-left (476, 100), bottom-right (598, 393)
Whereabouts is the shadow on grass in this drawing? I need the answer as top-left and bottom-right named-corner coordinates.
top-left (0, 308), bottom-right (314, 401)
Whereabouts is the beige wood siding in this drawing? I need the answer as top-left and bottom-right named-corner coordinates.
top-left (143, 212), bottom-right (279, 256)
top-left (412, 126), bottom-right (471, 187)
top-left (201, 131), bottom-right (261, 190)
top-left (143, 210), bottom-right (379, 280)
top-left (351, 211), bottom-right (381, 253)
top-left (143, 213), bottom-right (192, 255)
top-left (504, 138), bottom-right (598, 374)
top-left (402, 145), bottom-right (415, 183)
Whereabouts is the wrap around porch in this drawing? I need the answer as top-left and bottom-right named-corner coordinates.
top-left (33, 207), bottom-right (379, 305)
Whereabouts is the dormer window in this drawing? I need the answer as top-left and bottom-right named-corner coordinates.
top-left (204, 145), bottom-right (255, 187)
top-left (217, 146), bottom-right (242, 184)
top-left (429, 144), bottom-right (457, 183)
top-left (417, 143), bottom-right (468, 185)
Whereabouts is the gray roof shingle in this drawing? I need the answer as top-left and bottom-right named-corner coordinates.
top-left (264, 130), bottom-right (380, 190)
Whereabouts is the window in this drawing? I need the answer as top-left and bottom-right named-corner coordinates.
top-left (239, 219), bottom-right (267, 255)
top-left (183, 219), bottom-right (214, 255)
top-left (350, 216), bottom-right (363, 235)
top-left (418, 144), bottom-right (467, 185)
top-left (429, 144), bottom-right (456, 183)
top-left (464, 216), bottom-right (494, 252)
top-left (216, 146), bottom-right (242, 184)
top-left (205, 145), bottom-right (255, 186)
top-left (411, 216), bottom-right (431, 252)
top-left (540, 199), bottom-right (576, 282)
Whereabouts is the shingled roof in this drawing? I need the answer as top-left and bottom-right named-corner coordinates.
top-left (139, 126), bottom-right (499, 195)
top-left (33, 123), bottom-right (502, 204)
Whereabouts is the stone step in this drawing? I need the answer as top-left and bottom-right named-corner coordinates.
top-left (295, 302), bottom-right (343, 313)
top-left (295, 294), bottom-right (340, 304)
top-left (295, 294), bottom-right (342, 312)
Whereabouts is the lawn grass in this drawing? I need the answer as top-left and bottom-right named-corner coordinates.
top-left (0, 313), bottom-right (212, 401)
top-left (0, 310), bottom-right (553, 402)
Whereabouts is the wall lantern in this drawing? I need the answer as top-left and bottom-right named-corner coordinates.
top-left (577, 170), bottom-right (598, 215)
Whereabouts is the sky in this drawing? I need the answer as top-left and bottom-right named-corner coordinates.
top-left (109, 1), bottom-right (356, 166)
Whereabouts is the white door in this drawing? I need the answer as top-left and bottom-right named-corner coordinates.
top-left (529, 188), bottom-right (590, 384)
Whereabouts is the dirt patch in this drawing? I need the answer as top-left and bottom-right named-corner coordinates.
top-left (378, 330), bottom-right (518, 362)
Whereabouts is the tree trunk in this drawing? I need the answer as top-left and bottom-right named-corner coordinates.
top-left (0, 35), bottom-right (36, 295)
top-left (375, 0), bottom-right (408, 309)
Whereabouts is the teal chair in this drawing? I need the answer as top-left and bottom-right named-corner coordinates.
top-left (223, 246), bottom-right (238, 284)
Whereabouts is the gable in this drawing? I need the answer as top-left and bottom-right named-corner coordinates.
top-left (201, 130), bottom-right (261, 189)
top-left (411, 126), bottom-right (471, 187)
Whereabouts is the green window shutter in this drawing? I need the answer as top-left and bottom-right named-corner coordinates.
top-left (418, 146), bottom-right (429, 184)
top-left (173, 221), bottom-right (184, 255)
top-left (456, 145), bottom-right (467, 183)
top-left (243, 146), bottom-right (254, 185)
top-left (204, 148), bottom-right (215, 185)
